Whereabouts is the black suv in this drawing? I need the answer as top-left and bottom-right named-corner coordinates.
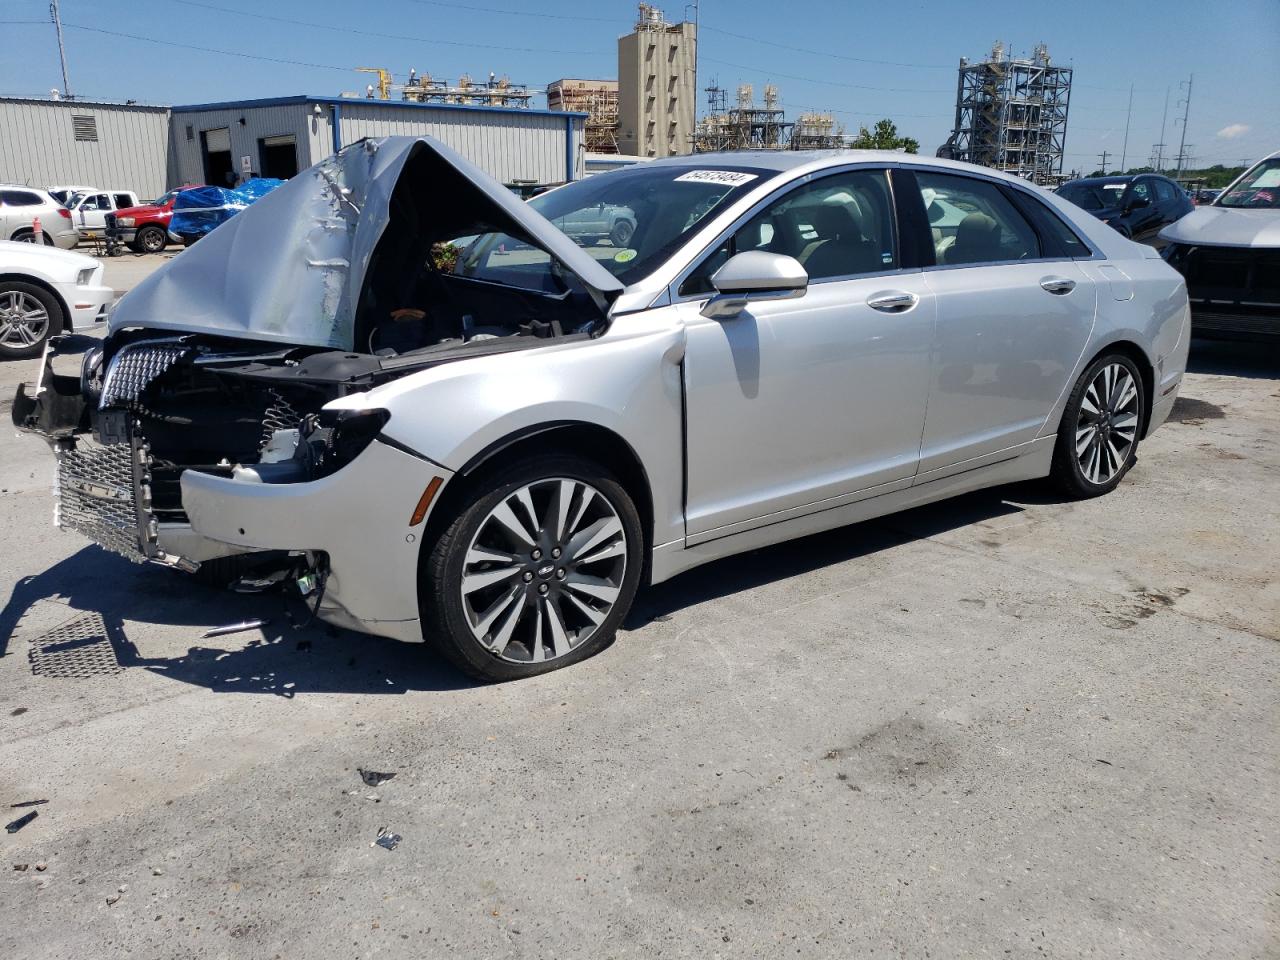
top-left (1057, 174), bottom-right (1193, 246)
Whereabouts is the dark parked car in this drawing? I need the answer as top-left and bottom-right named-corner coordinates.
top-left (1057, 174), bottom-right (1192, 246)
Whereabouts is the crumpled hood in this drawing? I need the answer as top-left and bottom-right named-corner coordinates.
top-left (108, 136), bottom-right (624, 351)
top-left (1159, 205), bottom-right (1280, 248)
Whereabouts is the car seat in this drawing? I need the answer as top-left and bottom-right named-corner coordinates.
top-left (945, 212), bottom-right (1003, 265)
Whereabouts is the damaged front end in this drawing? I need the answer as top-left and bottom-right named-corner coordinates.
top-left (10, 134), bottom-right (626, 640)
top-left (11, 330), bottom-right (376, 572)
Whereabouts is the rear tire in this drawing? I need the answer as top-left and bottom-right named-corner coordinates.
top-left (0, 281), bottom-right (63, 360)
top-left (1050, 352), bottom-right (1145, 498)
top-left (421, 454), bottom-right (643, 682)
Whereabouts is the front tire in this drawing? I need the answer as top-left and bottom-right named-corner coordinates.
top-left (0, 281), bottom-right (62, 360)
top-left (136, 225), bottom-right (167, 254)
top-left (1050, 353), bottom-right (1144, 498)
top-left (422, 454), bottom-right (643, 681)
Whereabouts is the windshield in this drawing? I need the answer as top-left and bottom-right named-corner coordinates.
top-left (448, 165), bottom-right (770, 289)
top-left (1218, 159), bottom-right (1280, 209)
top-left (1059, 181), bottom-right (1128, 212)
top-left (147, 190), bottom-right (179, 207)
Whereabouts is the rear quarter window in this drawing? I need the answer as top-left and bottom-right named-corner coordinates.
top-left (1, 190), bottom-right (44, 207)
top-left (1012, 192), bottom-right (1094, 258)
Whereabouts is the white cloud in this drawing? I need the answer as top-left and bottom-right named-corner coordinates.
top-left (1217, 123), bottom-right (1251, 140)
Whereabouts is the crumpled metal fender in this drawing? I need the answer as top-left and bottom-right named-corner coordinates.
top-left (326, 309), bottom-right (689, 549)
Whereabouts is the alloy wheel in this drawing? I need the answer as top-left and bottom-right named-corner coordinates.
top-left (0, 290), bottom-right (51, 349)
top-left (460, 477), bottom-right (628, 664)
top-left (1074, 362), bottom-right (1139, 485)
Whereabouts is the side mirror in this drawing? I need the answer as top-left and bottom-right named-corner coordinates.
top-left (700, 251), bottom-right (808, 320)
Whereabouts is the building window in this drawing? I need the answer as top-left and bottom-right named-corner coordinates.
top-left (185, 124), bottom-right (194, 141)
top-left (71, 114), bottom-right (98, 142)
top-left (668, 45), bottom-right (678, 62)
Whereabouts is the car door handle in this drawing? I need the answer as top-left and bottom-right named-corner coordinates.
top-left (866, 291), bottom-right (919, 313)
top-left (1040, 277), bottom-right (1077, 295)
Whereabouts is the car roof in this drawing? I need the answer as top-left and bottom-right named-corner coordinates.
top-left (642, 149), bottom-right (1036, 179)
top-left (1065, 175), bottom-right (1153, 187)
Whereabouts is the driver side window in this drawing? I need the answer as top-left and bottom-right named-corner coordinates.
top-left (680, 169), bottom-right (897, 297)
top-left (915, 172), bottom-right (1040, 266)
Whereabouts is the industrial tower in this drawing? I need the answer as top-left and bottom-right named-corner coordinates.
top-left (940, 42), bottom-right (1072, 184)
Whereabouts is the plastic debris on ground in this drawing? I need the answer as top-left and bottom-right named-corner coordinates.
top-left (358, 769), bottom-right (396, 787)
top-left (374, 827), bottom-right (401, 851)
top-left (10, 799), bottom-right (48, 808)
top-left (6, 810), bottom-right (38, 833)
top-left (202, 618), bottom-right (270, 639)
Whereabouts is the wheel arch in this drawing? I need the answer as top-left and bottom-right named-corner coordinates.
top-left (0, 273), bottom-right (71, 332)
top-left (417, 420), bottom-right (657, 588)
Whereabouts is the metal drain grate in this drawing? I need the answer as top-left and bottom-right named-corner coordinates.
top-left (28, 613), bottom-right (123, 679)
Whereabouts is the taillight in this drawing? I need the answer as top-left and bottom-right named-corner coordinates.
top-left (57, 208), bottom-right (71, 219)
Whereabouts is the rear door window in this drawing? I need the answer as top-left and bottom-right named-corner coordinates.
top-left (113, 193), bottom-right (134, 209)
top-left (914, 172), bottom-right (1040, 266)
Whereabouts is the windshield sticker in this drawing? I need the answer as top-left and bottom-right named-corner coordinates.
top-left (674, 170), bottom-right (759, 187)
top-left (613, 249), bottom-right (637, 263)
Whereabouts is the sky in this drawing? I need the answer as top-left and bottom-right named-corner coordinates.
top-left (1, 0), bottom-right (1276, 173)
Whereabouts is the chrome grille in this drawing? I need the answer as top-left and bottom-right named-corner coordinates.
top-left (99, 341), bottom-right (189, 409)
top-left (54, 435), bottom-right (147, 562)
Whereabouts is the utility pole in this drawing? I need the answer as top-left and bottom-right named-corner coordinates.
top-left (1119, 84), bottom-right (1133, 173)
top-left (1097, 150), bottom-right (1110, 175)
top-left (49, 0), bottom-right (72, 100)
top-left (1174, 74), bottom-right (1193, 178)
top-left (1153, 86), bottom-right (1170, 173)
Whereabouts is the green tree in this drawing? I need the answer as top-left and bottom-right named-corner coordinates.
top-left (850, 118), bottom-right (919, 154)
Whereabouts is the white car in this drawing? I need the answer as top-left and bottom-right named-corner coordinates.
top-left (0, 240), bottom-right (112, 359)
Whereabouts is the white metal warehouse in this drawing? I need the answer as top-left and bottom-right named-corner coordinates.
top-left (171, 96), bottom-right (586, 188)
top-left (0, 94), bottom-right (587, 198)
top-left (0, 97), bottom-right (173, 198)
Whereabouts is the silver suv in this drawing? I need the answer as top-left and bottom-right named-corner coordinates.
top-left (0, 186), bottom-right (81, 249)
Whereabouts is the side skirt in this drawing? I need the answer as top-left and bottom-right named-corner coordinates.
top-left (649, 438), bottom-right (1054, 585)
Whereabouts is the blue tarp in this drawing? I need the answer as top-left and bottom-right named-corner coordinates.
top-left (169, 179), bottom-right (284, 239)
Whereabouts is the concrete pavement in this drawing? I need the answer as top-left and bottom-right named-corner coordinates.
top-left (0, 305), bottom-right (1276, 957)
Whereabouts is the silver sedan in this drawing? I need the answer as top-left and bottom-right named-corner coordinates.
top-left (15, 138), bottom-right (1190, 681)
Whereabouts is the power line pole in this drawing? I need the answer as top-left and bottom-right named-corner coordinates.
top-left (1097, 150), bottom-right (1110, 175)
top-left (1153, 86), bottom-right (1170, 173)
top-left (1174, 74), bottom-right (1193, 178)
top-left (49, 0), bottom-right (72, 99)
top-left (1119, 84), bottom-right (1133, 173)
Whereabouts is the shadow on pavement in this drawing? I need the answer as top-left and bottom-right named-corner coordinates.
top-left (1, 545), bottom-right (474, 696)
top-left (629, 485), bottom-right (1033, 626)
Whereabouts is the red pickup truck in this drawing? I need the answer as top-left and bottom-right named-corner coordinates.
top-left (107, 186), bottom-right (204, 254)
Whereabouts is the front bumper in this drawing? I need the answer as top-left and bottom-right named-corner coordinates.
top-left (181, 440), bottom-right (454, 643)
top-left (56, 278), bottom-right (113, 330)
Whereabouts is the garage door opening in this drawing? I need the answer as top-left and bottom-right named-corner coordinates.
top-left (201, 127), bottom-right (234, 188)
top-left (259, 135), bottom-right (299, 180)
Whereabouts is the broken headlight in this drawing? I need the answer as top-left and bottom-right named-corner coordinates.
top-left (303, 408), bottom-right (391, 478)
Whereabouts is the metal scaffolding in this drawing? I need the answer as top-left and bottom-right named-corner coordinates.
top-left (940, 41), bottom-right (1071, 183)
top-left (692, 83), bottom-right (841, 152)
top-left (547, 79), bottom-right (619, 153)
top-left (400, 71), bottom-right (532, 108)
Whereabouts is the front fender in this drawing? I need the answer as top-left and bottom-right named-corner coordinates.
top-left (328, 314), bottom-right (688, 548)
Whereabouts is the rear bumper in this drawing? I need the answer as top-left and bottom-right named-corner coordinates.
top-left (180, 440), bottom-right (455, 643)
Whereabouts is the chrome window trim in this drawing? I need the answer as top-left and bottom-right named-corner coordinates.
top-left (898, 163), bottom-right (1105, 265)
top-left (666, 162), bottom-right (908, 305)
